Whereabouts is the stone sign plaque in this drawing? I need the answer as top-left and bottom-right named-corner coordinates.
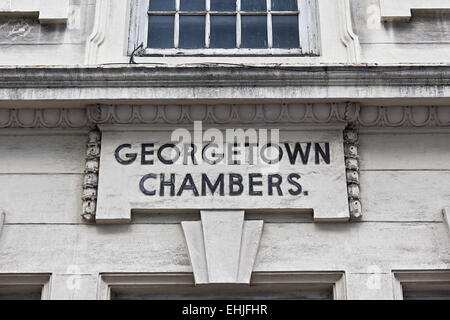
top-left (96, 127), bottom-right (349, 223)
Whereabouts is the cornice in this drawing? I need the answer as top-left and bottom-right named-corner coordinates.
top-left (1, 65), bottom-right (450, 103)
top-left (1, 104), bottom-right (449, 129)
top-left (1, 65), bottom-right (450, 88)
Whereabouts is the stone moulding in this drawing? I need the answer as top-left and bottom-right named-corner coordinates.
top-left (86, 103), bottom-right (356, 126)
top-left (0, 108), bottom-right (89, 128)
top-left (339, 0), bottom-right (361, 63)
top-left (380, 0), bottom-right (450, 22)
top-left (82, 129), bottom-right (101, 222)
top-left (1, 105), bottom-right (450, 129)
top-left (344, 127), bottom-right (361, 220)
top-left (85, 0), bottom-right (109, 65)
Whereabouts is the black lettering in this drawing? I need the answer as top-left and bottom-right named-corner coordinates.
top-left (268, 174), bottom-right (283, 196)
top-left (245, 143), bottom-right (258, 165)
top-left (141, 143), bottom-right (154, 165)
top-left (177, 174), bottom-right (199, 197)
top-left (115, 144), bottom-right (137, 165)
top-left (249, 173), bottom-right (263, 196)
top-left (229, 174), bottom-right (244, 196)
top-left (288, 173), bottom-right (303, 196)
top-left (201, 174), bottom-right (225, 196)
top-left (284, 143), bottom-right (311, 165)
top-left (139, 173), bottom-right (156, 196)
top-left (202, 143), bottom-right (224, 165)
top-left (160, 173), bottom-right (175, 196)
top-left (183, 143), bottom-right (198, 165)
top-left (228, 143), bottom-right (241, 165)
top-left (260, 143), bottom-right (283, 164)
top-left (315, 143), bottom-right (330, 164)
top-left (157, 144), bottom-right (180, 165)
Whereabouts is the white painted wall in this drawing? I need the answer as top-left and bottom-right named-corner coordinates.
top-left (0, 128), bottom-right (448, 299)
top-left (0, 0), bottom-right (450, 65)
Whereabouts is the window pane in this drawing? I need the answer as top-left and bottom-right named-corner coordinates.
top-left (272, 15), bottom-right (299, 48)
top-left (149, 0), bottom-right (175, 11)
top-left (179, 16), bottom-right (205, 48)
top-left (112, 284), bottom-right (333, 300)
top-left (241, 15), bottom-right (267, 48)
top-left (180, 0), bottom-right (205, 11)
top-left (210, 16), bottom-right (236, 48)
top-left (241, 0), bottom-right (266, 11)
top-left (272, 0), bottom-right (298, 11)
top-left (211, 0), bottom-right (236, 11)
top-left (148, 15), bottom-right (174, 48)
top-left (0, 286), bottom-right (42, 300)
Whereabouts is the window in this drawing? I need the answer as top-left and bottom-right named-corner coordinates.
top-left (129, 0), bottom-right (320, 56)
top-left (99, 272), bottom-right (346, 300)
top-left (0, 274), bottom-right (51, 300)
top-left (393, 270), bottom-right (450, 300)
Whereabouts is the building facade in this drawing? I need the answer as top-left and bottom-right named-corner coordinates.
top-left (0, 0), bottom-right (450, 300)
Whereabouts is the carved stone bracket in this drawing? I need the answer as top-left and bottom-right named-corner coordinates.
top-left (82, 129), bottom-right (101, 222)
top-left (182, 210), bottom-right (263, 285)
top-left (344, 127), bottom-right (362, 220)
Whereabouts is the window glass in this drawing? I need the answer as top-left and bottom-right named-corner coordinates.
top-left (111, 284), bottom-right (333, 300)
top-left (139, 0), bottom-right (320, 53)
top-left (0, 286), bottom-right (42, 300)
top-left (241, 15), bottom-right (267, 48)
top-left (148, 15), bottom-right (174, 48)
top-left (179, 16), bottom-right (205, 48)
top-left (272, 15), bottom-right (298, 48)
top-left (272, 0), bottom-right (298, 11)
top-left (211, 0), bottom-right (236, 11)
top-left (180, 0), bottom-right (205, 12)
top-left (210, 16), bottom-right (236, 48)
top-left (241, 0), bottom-right (266, 12)
top-left (403, 283), bottom-right (450, 300)
top-left (149, 0), bottom-right (175, 11)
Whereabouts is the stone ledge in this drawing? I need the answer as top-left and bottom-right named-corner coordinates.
top-left (0, 65), bottom-right (450, 103)
top-left (0, 0), bottom-right (69, 24)
top-left (380, 0), bottom-right (450, 22)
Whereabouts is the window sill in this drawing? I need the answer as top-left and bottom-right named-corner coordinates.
top-left (140, 48), bottom-right (320, 57)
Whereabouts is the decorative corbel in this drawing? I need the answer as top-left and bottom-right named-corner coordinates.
top-left (344, 127), bottom-right (362, 220)
top-left (182, 210), bottom-right (263, 285)
top-left (82, 129), bottom-right (101, 222)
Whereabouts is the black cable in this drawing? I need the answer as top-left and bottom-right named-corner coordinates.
top-left (129, 42), bottom-right (144, 64)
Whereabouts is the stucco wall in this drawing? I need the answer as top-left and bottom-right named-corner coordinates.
top-left (0, 126), bottom-right (448, 299)
top-left (1, 0), bottom-right (450, 66)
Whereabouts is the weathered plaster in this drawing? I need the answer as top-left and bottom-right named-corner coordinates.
top-left (1, 66), bottom-right (450, 105)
